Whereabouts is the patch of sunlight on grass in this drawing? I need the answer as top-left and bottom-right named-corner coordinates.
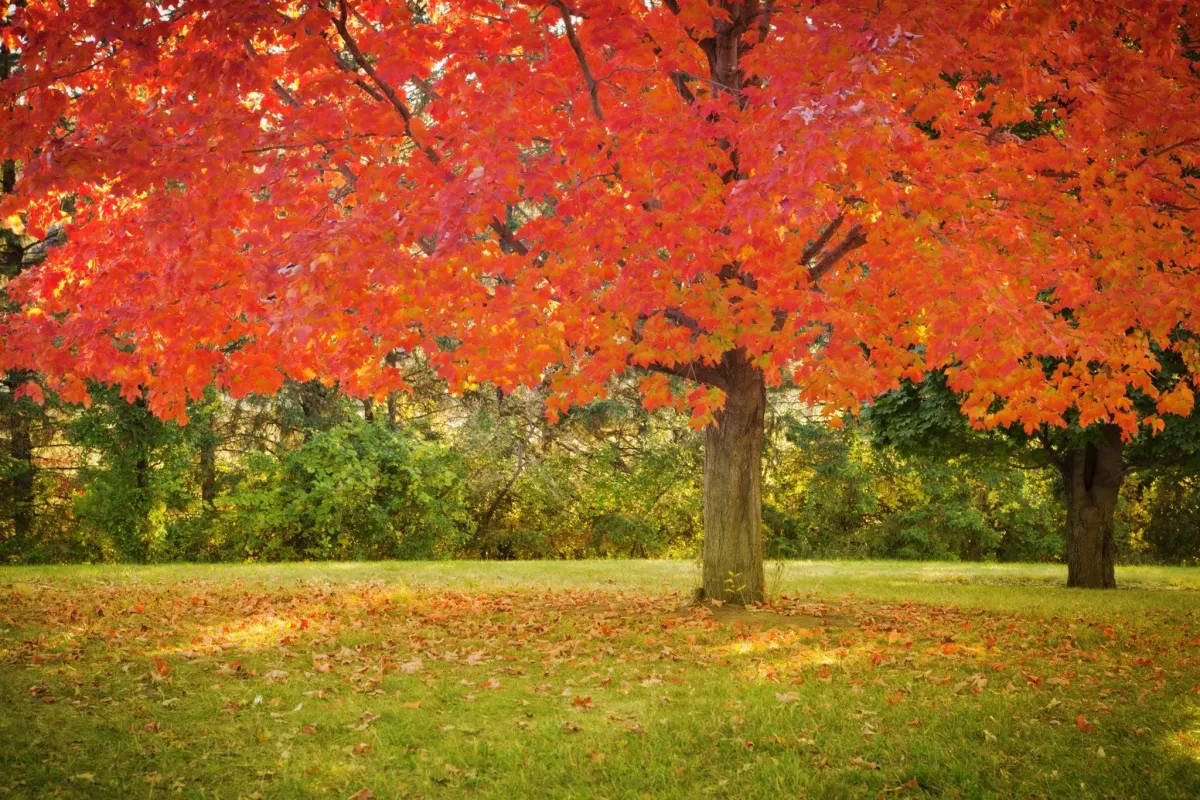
top-left (1164, 701), bottom-right (1200, 763)
top-left (386, 583), bottom-right (418, 605)
top-left (154, 615), bottom-right (298, 659)
top-left (715, 627), bottom-right (819, 656)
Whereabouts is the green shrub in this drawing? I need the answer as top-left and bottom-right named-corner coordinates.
top-left (218, 421), bottom-right (471, 561)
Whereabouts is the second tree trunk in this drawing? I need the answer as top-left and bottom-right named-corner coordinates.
top-left (1059, 425), bottom-right (1124, 589)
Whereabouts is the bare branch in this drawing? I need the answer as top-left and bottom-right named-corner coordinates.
top-left (1036, 426), bottom-right (1065, 470)
top-left (238, 133), bottom-right (390, 155)
top-left (352, 78), bottom-right (386, 103)
top-left (630, 307), bottom-right (724, 385)
top-left (757, 0), bottom-right (775, 43)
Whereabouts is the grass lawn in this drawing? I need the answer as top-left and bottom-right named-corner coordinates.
top-left (2, 560), bottom-right (1200, 798)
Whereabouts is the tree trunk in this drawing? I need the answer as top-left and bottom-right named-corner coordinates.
top-left (199, 437), bottom-right (217, 507)
top-left (385, 351), bottom-right (400, 430)
top-left (1059, 425), bottom-right (1124, 589)
top-left (3, 124), bottom-right (33, 545)
top-left (701, 357), bottom-right (765, 604)
top-left (8, 406), bottom-right (35, 544)
top-left (133, 395), bottom-right (151, 492)
top-left (11, 423), bottom-right (34, 539)
top-left (3, 371), bottom-right (36, 547)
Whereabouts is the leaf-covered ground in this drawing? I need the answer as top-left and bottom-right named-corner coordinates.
top-left (2, 561), bottom-right (1199, 799)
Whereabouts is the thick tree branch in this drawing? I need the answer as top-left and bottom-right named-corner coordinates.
top-left (663, 307), bottom-right (704, 334)
top-left (331, 0), bottom-right (528, 259)
top-left (756, 0), bottom-right (775, 43)
top-left (489, 215), bottom-right (530, 256)
top-left (807, 224), bottom-right (866, 284)
top-left (799, 215), bottom-right (846, 267)
top-left (550, 0), bottom-right (604, 121)
top-left (1133, 136), bottom-right (1200, 169)
top-left (331, 0), bottom-right (441, 164)
top-left (768, 220), bottom-right (868, 331)
top-left (271, 80), bottom-right (302, 108)
top-left (631, 308), bottom-right (724, 385)
top-left (352, 77), bottom-right (387, 103)
top-left (669, 71), bottom-right (697, 104)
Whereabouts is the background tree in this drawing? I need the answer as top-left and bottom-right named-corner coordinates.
top-left (1, 363), bottom-right (1192, 568)
top-left (869, 356), bottom-right (1200, 587)
top-left (1, 26), bottom-right (63, 551)
top-left (1, 1), bottom-right (1197, 600)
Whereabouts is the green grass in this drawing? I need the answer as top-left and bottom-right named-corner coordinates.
top-left (2, 560), bottom-right (1199, 798)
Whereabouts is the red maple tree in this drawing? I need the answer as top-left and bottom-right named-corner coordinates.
top-left (2, 1), bottom-right (1197, 599)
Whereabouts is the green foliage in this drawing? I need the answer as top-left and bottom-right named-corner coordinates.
top-left (0, 393), bottom-right (39, 560)
top-left (458, 395), bottom-right (702, 560)
top-left (763, 415), bottom-right (1061, 562)
top-left (876, 461), bottom-right (1061, 562)
top-left (4, 370), bottom-right (1195, 566)
top-left (217, 420), bottom-right (470, 561)
top-left (1125, 474), bottom-right (1200, 565)
top-left (67, 387), bottom-right (197, 563)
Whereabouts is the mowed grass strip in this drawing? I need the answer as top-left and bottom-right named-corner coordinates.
top-left (2, 561), bottom-right (1199, 799)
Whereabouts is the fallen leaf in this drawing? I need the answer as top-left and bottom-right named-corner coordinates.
top-left (350, 711), bottom-right (380, 731)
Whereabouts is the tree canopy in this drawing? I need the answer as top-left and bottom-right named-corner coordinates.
top-left (1, 0), bottom-right (1196, 430)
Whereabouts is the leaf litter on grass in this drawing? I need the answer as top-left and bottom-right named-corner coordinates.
top-left (1, 571), bottom-right (1199, 797)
